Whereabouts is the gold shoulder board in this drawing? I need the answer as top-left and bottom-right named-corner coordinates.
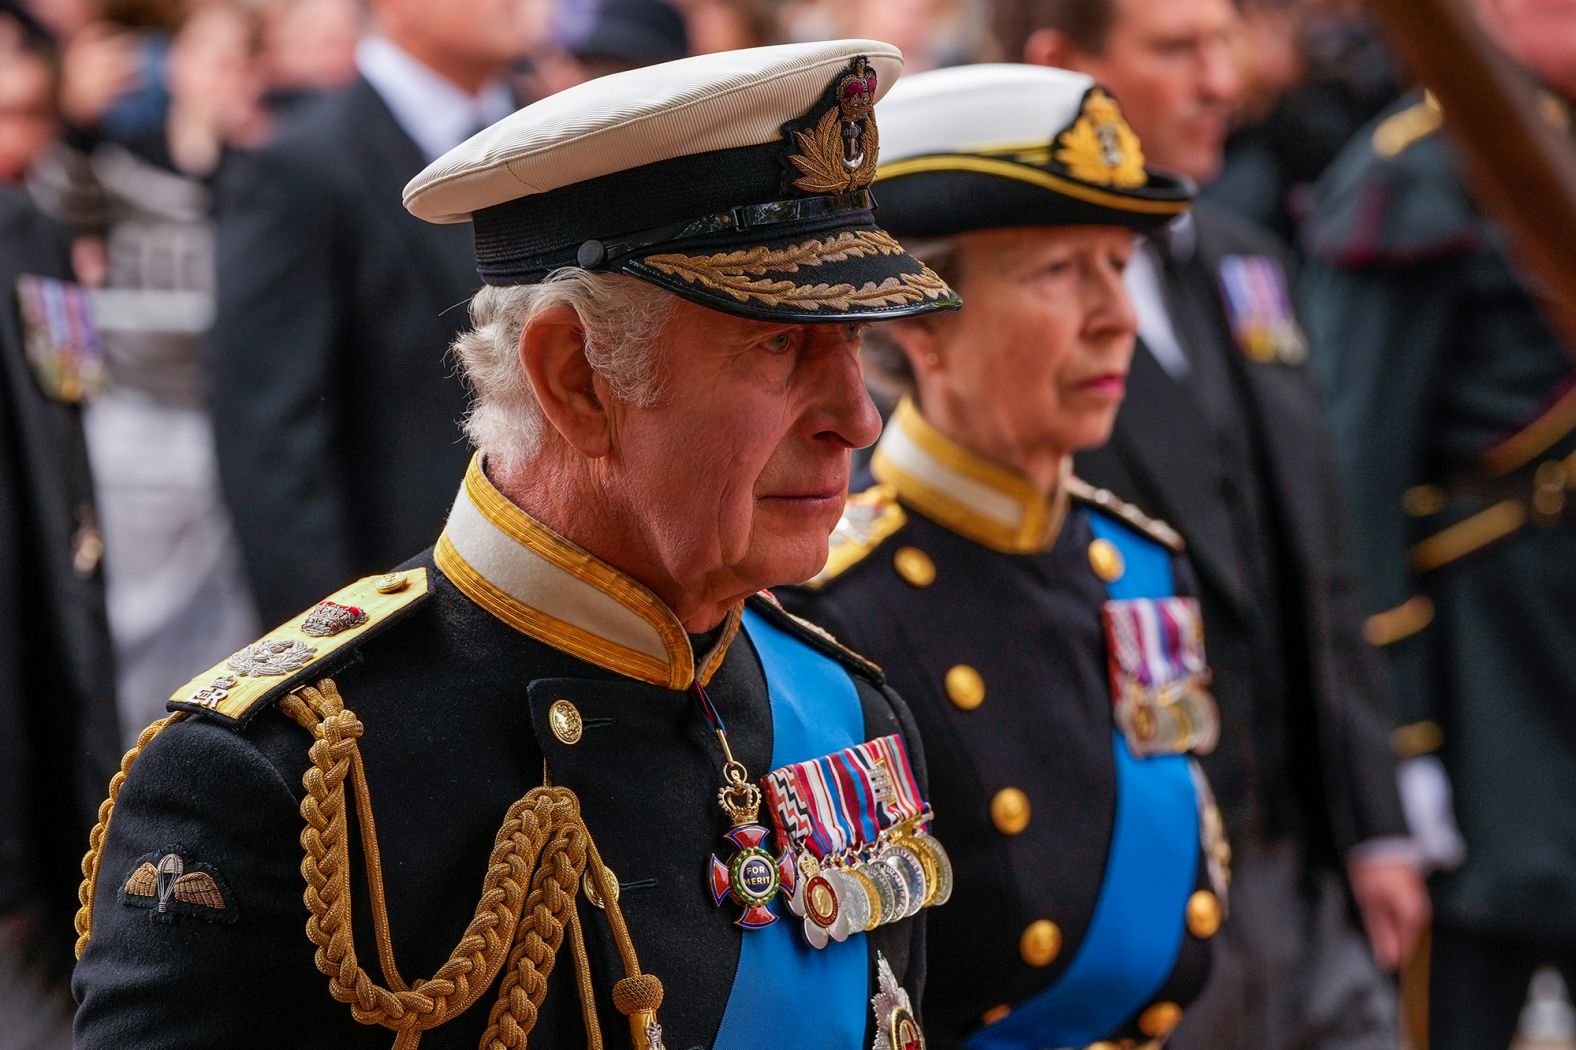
top-left (166, 569), bottom-right (432, 726)
top-left (809, 483), bottom-right (907, 588)
top-left (1066, 476), bottom-right (1185, 552)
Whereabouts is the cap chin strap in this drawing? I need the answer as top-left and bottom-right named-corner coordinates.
top-left (562, 188), bottom-right (876, 275)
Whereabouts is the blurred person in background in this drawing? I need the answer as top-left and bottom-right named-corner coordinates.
top-left (1301, 0), bottom-right (1576, 1044)
top-left (0, 182), bottom-right (118, 1050)
top-left (1003, 0), bottom-right (1432, 1047)
top-left (561, 0), bottom-right (688, 82)
top-left (0, 30), bottom-right (59, 186)
top-left (1203, 0), bottom-right (1402, 243)
top-left (45, 0), bottom-right (270, 738)
top-left (675, 0), bottom-right (773, 53)
top-left (782, 0), bottom-right (996, 69)
top-left (209, 0), bottom-right (528, 627)
top-left (256, 0), bottom-right (361, 116)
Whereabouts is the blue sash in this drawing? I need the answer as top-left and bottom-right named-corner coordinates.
top-left (711, 609), bottom-right (869, 1048)
top-left (965, 511), bottom-right (1199, 1049)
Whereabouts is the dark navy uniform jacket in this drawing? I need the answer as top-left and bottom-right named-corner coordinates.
top-left (1303, 92), bottom-right (1576, 945)
top-left (73, 455), bottom-right (929, 1048)
top-left (782, 401), bottom-right (1228, 1050)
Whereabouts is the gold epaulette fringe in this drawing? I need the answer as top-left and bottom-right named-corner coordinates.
top-left (1066, 476), bottom-right (1185, 552)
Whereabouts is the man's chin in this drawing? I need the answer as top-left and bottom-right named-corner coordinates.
top-left (742, 539), bottom-right (833, 591)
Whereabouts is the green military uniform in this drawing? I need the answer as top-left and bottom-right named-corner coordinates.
top-left (1302, 91), bottom-right (1576, 1047)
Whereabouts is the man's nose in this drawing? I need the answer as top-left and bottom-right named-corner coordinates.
top-left (809, 335), bottom-right (883, 450)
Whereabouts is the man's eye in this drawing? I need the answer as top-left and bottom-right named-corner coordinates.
top-left (764, 332), bottom-right (794, 354)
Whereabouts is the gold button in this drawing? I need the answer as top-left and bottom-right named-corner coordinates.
top-left (549, 699), bottom-right (583, 745)
top-left (583, 865), bottom-right (619, 909)
top-left (374, 571), bottom-right (409, 594)
top-left (990, 787), bottom-right (1031, 835)
top-left (1139, 1001), bottom-right (1183, 1038)
top-left (980, 1003), bottom-right (1011, 1026)
top-left (1088, 538), bottom-right (1124, 581)
top-left (1187, 889), bottom-right (1221, 938)
top-left (1019, 919), bottom-right (1062, 967)
top-left (945, 664), bottom-right (985, 710)
top-left (1087, 1043), bottom-right (1120, 1050)
top-left (893, 546), bottom-right (936, 588)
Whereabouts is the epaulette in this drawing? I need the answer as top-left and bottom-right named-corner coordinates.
top-left (167, 569), bottom-right (432, 728)
top-left (748, 590), bottom-right (883, 682)
top-left (806, 482), bottom-right (906, 589)
top-left (1372, 93), bottom-right (1443, 158)
top-left (1066, 476), bottom-right (1185, 552)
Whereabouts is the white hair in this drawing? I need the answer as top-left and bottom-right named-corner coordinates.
top-left (450, 270), bottom-right (676, 470)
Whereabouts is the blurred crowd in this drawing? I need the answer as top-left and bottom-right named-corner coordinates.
top-left (0, 0), bottom-right (1408, 750)
top-left (2, 0), bottom-right (1574, 1046)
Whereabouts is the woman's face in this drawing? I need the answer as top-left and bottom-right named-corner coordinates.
top-left (922, 225), bottom-right (1139, 460)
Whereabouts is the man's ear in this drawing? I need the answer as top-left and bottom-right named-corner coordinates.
top-left (1024, 27), bottom-right (1084, 71)
top-left (519, 303), bottom-right (612, 459)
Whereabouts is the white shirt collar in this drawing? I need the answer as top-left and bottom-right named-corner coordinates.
top-left (356, 37), bottom-right (515, 163)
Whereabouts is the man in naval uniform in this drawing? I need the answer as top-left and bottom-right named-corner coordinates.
top-left (71, 40), bottom-right (960, 1049)
top-left (1301, 1), bottom-right (1576, 1040)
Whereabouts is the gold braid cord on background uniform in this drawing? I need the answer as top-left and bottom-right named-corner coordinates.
top-left (76, 678), bottom-right (664, 1050)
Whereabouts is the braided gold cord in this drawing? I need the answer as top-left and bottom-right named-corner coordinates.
top-left (478, 811), bottom-right (593, 1050)
top-left (74, 713), bottom-right (189, 958)
top-left (282, 679), bottom-right (660, 1050)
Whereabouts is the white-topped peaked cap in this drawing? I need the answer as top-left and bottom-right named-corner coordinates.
top-left (402, 41), bottom-right (961, 324)
top-left (872, 63), bottom-right (1192, 237)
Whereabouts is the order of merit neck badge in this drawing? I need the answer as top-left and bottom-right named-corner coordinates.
top-left (695, 682), bottom-right (797, 928)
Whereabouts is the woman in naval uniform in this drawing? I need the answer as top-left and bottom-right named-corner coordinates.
top-left (784, 64), bottom-right (1231, 1050)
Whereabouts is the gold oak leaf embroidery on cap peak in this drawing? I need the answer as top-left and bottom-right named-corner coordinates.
top-left (643, 229), bottom-right (949, 310)
top-left (1054, 89), bottom-right (1148, 189)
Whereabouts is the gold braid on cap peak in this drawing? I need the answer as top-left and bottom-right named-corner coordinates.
top-left (643, 229), bottom-right (949, 311)
top-left (275, 678), bottom-right (665, 1050)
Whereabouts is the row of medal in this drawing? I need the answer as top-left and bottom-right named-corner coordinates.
top-left (787, 827), bottom-right (953, 949)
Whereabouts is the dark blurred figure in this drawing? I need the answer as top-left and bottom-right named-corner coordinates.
top-left (565, 0), bottom-right (688, 79)
top-left (210, 0), bottom-right (527, 626)
top-left (1005, 0), bottom-right (1432, 1047)
top-left (1202, 0), bottom-right (1402, 243)
top-left (0, 183), bottom-right (119, 1050)
top-left (1302, 1), bottom-right (1576, 1045)
top-left (523, 0), bottom-right (688, 100)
